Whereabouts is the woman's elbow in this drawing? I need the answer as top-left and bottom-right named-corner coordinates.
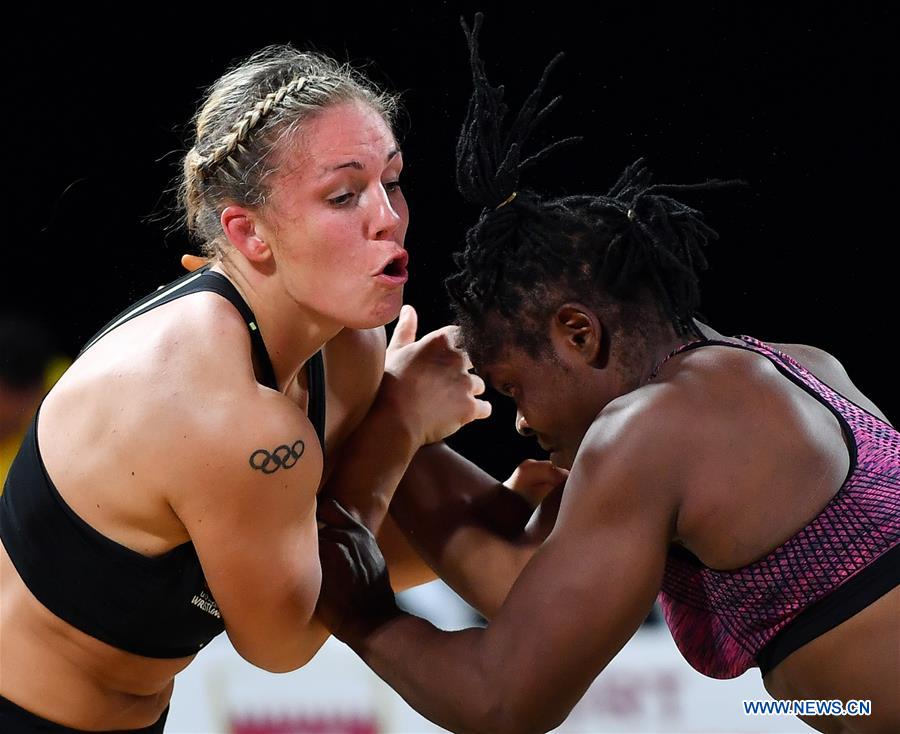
top-left (230, 633), bottom-right (325, 673)
top-left (460, 683), bottom-right (564, 734)
top-left (226, 611), bottom-right (328, 673)
top-left (482, 710), bottom-right (566, 734)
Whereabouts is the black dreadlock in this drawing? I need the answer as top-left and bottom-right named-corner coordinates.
top-left (446, 13), bottom-right (738, 368)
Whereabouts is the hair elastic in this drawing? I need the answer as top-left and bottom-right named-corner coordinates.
top-left (495, 191), bottom-right (518, 210)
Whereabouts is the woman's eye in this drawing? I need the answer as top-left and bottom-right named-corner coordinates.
top-left (328, 192), bottom-right (355, 206)
top-left (383, 180), bottom-right (402, 194)
top-left (501, 383), bottom-right (515, 398)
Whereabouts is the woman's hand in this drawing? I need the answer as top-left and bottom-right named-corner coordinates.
top-left (504, 459), bottom-right (569, 509)
top-left (316, 498), bottom-right (401, 645)
top-left (181, 254), bottom-right (208, 272)
top-left (381, 305), bottom-right (491, 446)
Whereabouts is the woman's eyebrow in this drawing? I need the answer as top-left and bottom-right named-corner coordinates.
top-left (326, 149), bottom-right (401, 173)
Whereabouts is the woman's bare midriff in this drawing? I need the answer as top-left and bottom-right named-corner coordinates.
top-left (0, 547), bottom-right (192, 730)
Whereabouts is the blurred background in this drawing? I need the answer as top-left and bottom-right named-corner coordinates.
top-left (3, 1), bottom-right (894, 732)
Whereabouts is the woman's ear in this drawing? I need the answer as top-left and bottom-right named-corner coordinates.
top-left (552, 304), bottom-right (606, 368)
top-left (221, 206), bottom-right (271, 263)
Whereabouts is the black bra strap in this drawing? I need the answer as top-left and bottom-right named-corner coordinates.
top-left (757, 543), bottom-right (900, 675)
top-left (80, 267), bottom-right (212, 356)
top-left (306, 351), bottom-right (327, 451)
top-left (200, 271), bottom-right (278, 392)
top-left (78, 267), bottom-right (326, 450)
top-left (196, 273), bottom-right (325, 448)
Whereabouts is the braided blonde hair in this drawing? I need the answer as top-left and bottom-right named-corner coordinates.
top-left (180, 46), bottom-right (399, 257)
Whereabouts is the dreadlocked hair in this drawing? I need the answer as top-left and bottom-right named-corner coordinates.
top-left (446, 13), bottom-right (738, 367)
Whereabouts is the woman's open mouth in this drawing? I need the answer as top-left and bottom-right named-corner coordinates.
top-left (375, 251), bottom-right (409, 285)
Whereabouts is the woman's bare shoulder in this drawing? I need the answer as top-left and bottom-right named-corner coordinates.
top-left (767, 341), bottom-right (891, 425)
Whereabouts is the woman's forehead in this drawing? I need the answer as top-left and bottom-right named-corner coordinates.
top-left (478, 345), bottom-right (544, 379)
top-left (279, 101), bottom-right (398, 174)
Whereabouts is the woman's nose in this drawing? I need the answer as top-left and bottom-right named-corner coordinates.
top-left (371, 189), bottom-right (402, 240)
top-left (515, 411), bottom-right (534, 437)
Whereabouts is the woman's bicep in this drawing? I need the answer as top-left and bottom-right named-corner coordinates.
top-left (170, 402), bottom-right (325, 668)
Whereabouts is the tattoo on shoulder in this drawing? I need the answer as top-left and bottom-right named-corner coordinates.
top-left (249, 439), bottom-right (306, 474)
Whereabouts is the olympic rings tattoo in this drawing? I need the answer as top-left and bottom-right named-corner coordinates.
top-left (249, 439), bottom-right (306, 474)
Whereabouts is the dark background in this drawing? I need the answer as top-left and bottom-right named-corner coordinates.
top-left (4, 2), bottom-right (895, 477)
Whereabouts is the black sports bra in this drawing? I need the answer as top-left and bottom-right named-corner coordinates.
top-left (0, 267), bottom-right (326, 657)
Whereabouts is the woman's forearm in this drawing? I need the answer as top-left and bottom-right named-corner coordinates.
top-left (319, 392), bottom-right (418, 532)
top-left (389, 443), bottom-right (540, 617)
top-left (390, 443), bottom-right (533, 558)
top-left (352, 614), bottom-right (509, 734)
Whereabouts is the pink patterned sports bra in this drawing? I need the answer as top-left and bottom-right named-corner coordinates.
top-left (656, 336), bottom-right (899, 679)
